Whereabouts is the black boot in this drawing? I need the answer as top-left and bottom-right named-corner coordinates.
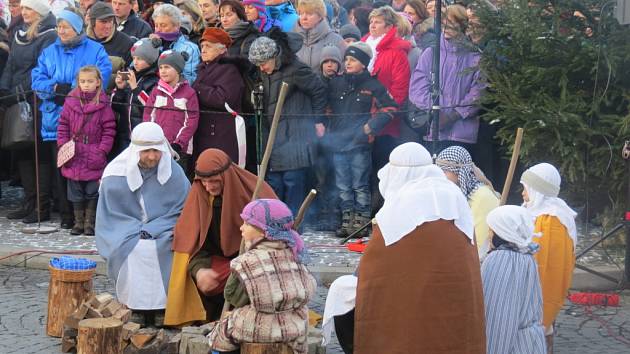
top-left (70, 202), bottom-right (85, 235)
top-left (352, 211), bottom-right (371, 239)
top-left (20, 161), bottom-right (51, 224)
top-left (335, 210), bottom-right (354, 238)
top-left (83, 199), bottom-right (97, 236)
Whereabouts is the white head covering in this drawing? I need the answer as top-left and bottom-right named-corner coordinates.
top-left (377, 142), bottom-right (444, 199)
top-left (375, 143), bottom-right (474, 246)
top-left (520, 163), bottom-right (577, 247)
top-left (486, 205), bottom-right (540, 253)
top-left (101, 122), bottom-right (176, 192)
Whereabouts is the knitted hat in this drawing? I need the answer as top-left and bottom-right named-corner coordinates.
top-left (21, 0), bottom-right (51, 16)
top-left (320, 45), bottom-right (342, 67)
top-left (240, 199), bottom-right (309, 263)
top-left (345, 41), bottom-right (372, 68)
top-left (57, 9), bottom-right (84, 35)
top-left (89, 2), bottom-right (115, 20)
top-left (158, 50), bottom-right (190, 73)
top-left (200, 27), bottom-right (232, 47)
top-left (339, 24), bottom-right (361, 41)
top-left (131, 38), bottom-right (162, 65)
top-left (243, 0), bottom-right (266, 14)
top-left (248, 36), bottom-right (278, 65)
top-left (180, 16), bottom-right (193, 35)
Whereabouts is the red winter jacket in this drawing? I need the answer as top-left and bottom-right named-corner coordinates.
top-left (362, 27), bottom-right (411, 137)
top-left (143, 80), bottom-right (200, 154)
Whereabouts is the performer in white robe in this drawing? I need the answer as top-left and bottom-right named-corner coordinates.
top-left (95, 122), bottom-right (190, 310)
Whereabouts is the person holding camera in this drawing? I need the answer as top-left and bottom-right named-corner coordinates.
top-left (112, 38), bottom-right (161, 153)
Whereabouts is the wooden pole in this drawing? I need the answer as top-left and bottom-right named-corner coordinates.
top-left (500, 127), bottom-right (524, 206)
top-left (294, 189), bottom-right (317, 229)
top-left (77, 318), bottom-right (123, 354)
top-left (251, 82), bottom-right (289, 200)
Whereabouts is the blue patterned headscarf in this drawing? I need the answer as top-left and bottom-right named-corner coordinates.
top-left (240, 199), bottom-right (309, 264)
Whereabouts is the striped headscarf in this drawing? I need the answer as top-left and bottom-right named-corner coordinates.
top-left (436, 146), bottom-right (494, 198)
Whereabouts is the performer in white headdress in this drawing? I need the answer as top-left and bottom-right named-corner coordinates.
top-left (520, 163), bottom-right (577, 352)
top-left (482, 205), bottom-right (546, 354)
top-left (95, 122), bottom-right (190, 320)
top-left (323, 142), bottom-right (486, 354)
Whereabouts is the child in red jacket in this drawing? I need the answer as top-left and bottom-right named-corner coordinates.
top-left (143, 50), bottom-right (199, 171)
top-left (57, 65), bottom-right (116, 236)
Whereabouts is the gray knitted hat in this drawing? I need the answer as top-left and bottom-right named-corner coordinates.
top-left (339, 24), bottom-right (361, 41)
top-left (345, 41), bottom-right (372, 68)
top-left (320, 45), bottom-right (342, 67)
top-left (131, 38), bottom-right (162, 65)
top-left (158, 50), bottom-right (189, 74)
top-left (248, 36), bottom-right (279, 65)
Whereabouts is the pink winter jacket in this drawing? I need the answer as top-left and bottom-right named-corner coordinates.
top-left (143, 80), bottom-right (199, 153)
top-left (57, 89), bottom-right (116, 182)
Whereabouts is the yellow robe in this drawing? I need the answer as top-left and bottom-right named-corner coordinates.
top-left (533, 215), bottom-right (575, 329)
top-left (469, 185), bottom-right (500, 260)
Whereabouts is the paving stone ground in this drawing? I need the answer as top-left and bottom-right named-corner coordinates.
top-left (1, 183), bottom-right (630, 353)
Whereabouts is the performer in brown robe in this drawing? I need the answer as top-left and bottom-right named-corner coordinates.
top-left (164, 148), bottom-right (276, 326)
top-left (354, 142), bottom-right (486, 354)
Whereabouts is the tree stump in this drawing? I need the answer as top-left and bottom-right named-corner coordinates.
top-left (46, 265), bottom-right (95, 337)
top-left (241, 343), bottom-right (294, 354)
top-left (77, 318), bottom-right (123, 354)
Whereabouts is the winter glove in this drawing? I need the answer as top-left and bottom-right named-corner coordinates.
top-left (53, 83), bottom-right (72, 106)
top-left (139, 230), bottom-right (154, 239)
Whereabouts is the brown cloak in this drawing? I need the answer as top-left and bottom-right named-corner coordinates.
top-left (354, 220), bottom-right (486, 354)
top-left (165, 149), bottom-right (277, 326)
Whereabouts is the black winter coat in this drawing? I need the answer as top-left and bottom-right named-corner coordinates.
top-left (99, 30), bottom-right (135, 66)
top-left (118, 11), bottom-right (153, 40)
top-left (111, 66), bottom-right (159, 151)
top-left (191, 55), bottom-right (245, 164)
top-left (261, 59), bottom-right (327, 171)
top-left (0, 13), bottom-right (57, 93)
top-left (326, 71), bottom-right (398, 153)
top-left (226, 22), bottom-right (259, 59)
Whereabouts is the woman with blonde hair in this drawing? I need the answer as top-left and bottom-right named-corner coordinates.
top-left (176, 0), bottom-right (205, 44)
top-left (0, 0), bottom-right (58, 224)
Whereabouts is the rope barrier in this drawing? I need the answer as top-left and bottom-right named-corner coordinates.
top-left (0, 89), bottom-right (478, 119)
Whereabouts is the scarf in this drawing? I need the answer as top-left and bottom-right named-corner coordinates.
top-left (61, 33), bottom-right (86, 49)
top-left (436, 146), bottom-right (495, 198)
top-left (80, 90), bottom-right (98, 104)
top-left (155, 31), bottom-right (181, 42)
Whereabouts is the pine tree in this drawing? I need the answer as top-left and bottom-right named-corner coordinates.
top-left (474, 0), bottom-right (630, 215)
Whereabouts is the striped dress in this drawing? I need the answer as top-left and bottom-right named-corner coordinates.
top-left (481, 247), bottom-right (547, 354)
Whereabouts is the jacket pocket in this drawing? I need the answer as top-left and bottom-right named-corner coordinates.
top-left (87, 148), bottom-right (108, 171)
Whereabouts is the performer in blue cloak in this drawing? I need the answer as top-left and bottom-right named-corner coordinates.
top-left (95, 122), bottom-right (190, 311)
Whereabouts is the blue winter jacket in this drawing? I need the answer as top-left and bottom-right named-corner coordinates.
top-left (167, 35), bottom-right (200, 84)
top-left (31, 36), bottom-right (112, 141)
top-left (266, 2), bottom-right (299, 33)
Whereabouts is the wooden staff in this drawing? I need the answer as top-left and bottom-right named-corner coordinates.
top-left (221, 82), bottom-right (289, 318)
top-left (251, 82), bottom-right (289, 201)
top-left (294, 189), bottom-right (317, 229)
top-left (500, 127), bottom-right (524, 205)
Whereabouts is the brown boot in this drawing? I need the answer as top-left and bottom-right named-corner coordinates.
top-left (70, 202), bottom-right (85, 235)
top-left (352, 211), bottom-right (371, 238)
top-left (83, 199), bottom-right (97, 236)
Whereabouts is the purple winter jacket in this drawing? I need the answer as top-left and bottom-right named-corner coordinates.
top-left (57, 89), bottom-right (116, 181)
top-left (409, 36), bottom-right (485, 144)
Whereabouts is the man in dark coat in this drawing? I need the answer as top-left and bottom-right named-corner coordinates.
top-left (88, 2), bottom-right (135, 67)
top-left (112, 0), bottom-right (152, 40)
top-left (192, 28), bottom-right (245, 167)
top-left (248, 29), bottom-right (327, 215)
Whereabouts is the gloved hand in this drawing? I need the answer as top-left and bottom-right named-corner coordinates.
top-left (53, 83), bottom-right (72, 106)
top-left (170, 143), bottom-right (182, 155)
